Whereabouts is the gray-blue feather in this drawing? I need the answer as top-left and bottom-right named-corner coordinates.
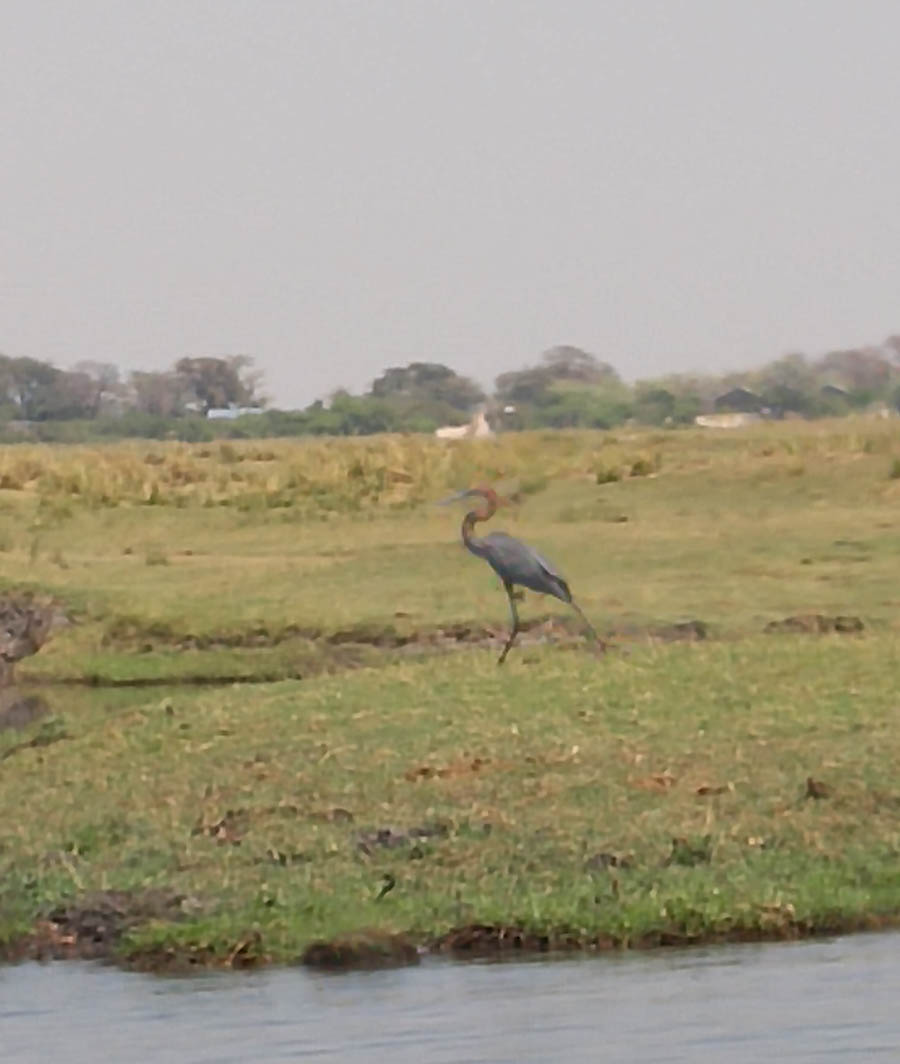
top-left (468, 530), bottom-right (572, 603)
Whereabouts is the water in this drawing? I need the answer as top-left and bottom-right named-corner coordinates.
top-left (3, 932), bottom-right (899, 1062)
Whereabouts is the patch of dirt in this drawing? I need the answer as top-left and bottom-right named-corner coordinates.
top-left (77, 672), bottom-right (304, 688)
top-left (13, 889), bottom-right (190, 963)
top-left (695, 783), bottom-right (732, 796)
top-left (630, 770), bottom-right (677, 793)
top-left (584, 851), bottom-right (633, 871)
top-left (99, 613), bottom-right (710, 658)
top-left (101, 617), bottom-right (416, 652)
top-left (644, 619), bottom-right (708, 642)
top-left (253, 848), bottom-right (311, 868)
top-left (301, 930), bottom-right (420, 970)
top-left (309, 806), bottom-right (355, 824)
top-left (14, 610), bottom-right (720, 690)
top-left (191, 808), bottom-right (250, 845)
top-left (22, 610), bottom-right (718, 692)
top-left (764, 614), bottom-right (864, 635)
top-left (356, 821), bottom-right (450, 856)
top-left (404, 757), bottom-right (494, 781)
top-left (189, 803), bottom-right (355, 850)
top-left (602, 619), bottom-right (708, 644)
top-left (805, 776), bottom-right (833, 800)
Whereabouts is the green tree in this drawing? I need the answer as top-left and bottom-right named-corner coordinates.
top-left (130, 371), bottom-right (187, 417)
top-left (495, 346), bottom-right (621, 405)
top-left (0, 357), bottom-right (97, 420)
top-left (369, 362), bottom-right (484, 413)
top-left (71, 360), bottom-right (125, 417)
top-left (173, 355), bottom-right (263, 413)
top-left (754, 354), bottom-right (819, 415)
top-left (816, 347), bottom-right (892, 405)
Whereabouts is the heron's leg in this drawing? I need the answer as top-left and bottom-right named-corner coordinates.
top-left (569, 600), bottom-right (607, 652)
top-left (497, 581), bottom-right (521, 665)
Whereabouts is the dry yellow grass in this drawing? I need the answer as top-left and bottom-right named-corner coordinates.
top-left (1, 417), bottom-right (896, 512)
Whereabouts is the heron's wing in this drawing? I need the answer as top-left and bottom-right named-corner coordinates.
top-left (530, 546), bottom-right (565, 581)
top-left (481, 532), bottom-right (571, 599)
top-left (531, 549), bottom-right (573, 599)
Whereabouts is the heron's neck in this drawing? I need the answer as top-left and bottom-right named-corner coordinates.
top-left (460, 490), bottom-right (496, 552)
top-left (461, 507), bottom-right (493, 557)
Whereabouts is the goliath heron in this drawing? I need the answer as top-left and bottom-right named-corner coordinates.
top-left (441, 486), bottom-right (602, 664)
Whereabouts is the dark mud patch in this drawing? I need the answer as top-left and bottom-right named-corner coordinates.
top-left (356, 821), bottom-right (451, 856)
top-left (64, 672), bottom-right (301, 689)
top-left (764, 614), bottom-right (864, 635)
top-left (125, 930), bottom-right (268, 973)
top-left (433, 924), bottom-right (582, 956)
top-left (805, 776), bottom-right (833, 800)
top-left (191, 807), bottom-right (252, 845)
top-left (6, 910), bottom-right (900, 972)
top-left (301, 930), bottom-right (420, 971)
top-left (29, 615), bottom-right (712, 689)
top-left (625, 913), bottom-right (900, 951)
top-left (609, 619), bottom-right (708, 643)
top-left (100, 616), bottom-right (411, 652)
top-left (431, 913), bottom-right (900, 961)
top-left (189, 802), bottom-right (354, 851)
top-left (99, 613), bottom-right (710, 658)
top-left (585, 851), bottom-right (634, 871)
top-left (7, 889), bottom-right (190, 963)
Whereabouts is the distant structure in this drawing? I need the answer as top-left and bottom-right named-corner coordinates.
top-left (713, 387), bottom-right (764, 413)
top-left (695, 412), bottom-right (762, 429)
top-left (207, 406), bottom-right (264, 420)
top-left (434, 407), bottom-right (494, 440)
top-left (697, 386), bottom-right (768, 427)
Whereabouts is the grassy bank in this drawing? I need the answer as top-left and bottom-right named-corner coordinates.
top-left (1, 420), bottom-right (900, 967)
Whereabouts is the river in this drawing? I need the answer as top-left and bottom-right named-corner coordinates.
top-left (3, 931), bottom-right (898, 1062)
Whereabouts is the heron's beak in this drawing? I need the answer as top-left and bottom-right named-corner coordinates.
top-left (435, 489), bottom-right (477, 506)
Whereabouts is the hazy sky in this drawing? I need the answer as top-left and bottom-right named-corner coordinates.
top-left (3, 1), bottom-right (900, 408)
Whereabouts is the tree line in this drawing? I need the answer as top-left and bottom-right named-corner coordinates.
top-left (2, 336), bottom-right (900, 442)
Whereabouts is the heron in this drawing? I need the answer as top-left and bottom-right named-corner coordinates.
top-left (440, 486), bottom-right (603, 664)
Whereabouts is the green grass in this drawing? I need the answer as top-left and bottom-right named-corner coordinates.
top-left (1, 640), bottom-right (898, 966)
top-left (1, 419), bottom-right (900, 967)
